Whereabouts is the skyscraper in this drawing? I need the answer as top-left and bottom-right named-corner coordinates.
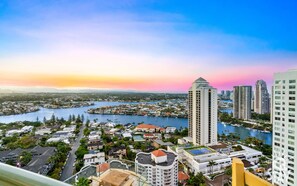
top-left (233, 86), bottom-right (252, 120)
top-left (272, 69), bottom-right (297, 186)
top-left (255, 80), bottom-right (270, 114)
top-left (188, 77), bottom-right (217, 146)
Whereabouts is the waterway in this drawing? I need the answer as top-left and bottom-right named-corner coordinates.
top-left (0, 101), bottom-right (272, 145)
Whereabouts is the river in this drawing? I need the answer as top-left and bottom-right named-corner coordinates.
top-left (0, 101), bottom-right (272, 145)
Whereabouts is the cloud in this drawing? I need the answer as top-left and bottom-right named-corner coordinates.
top-left (0, 1), bottom-right (296, 92)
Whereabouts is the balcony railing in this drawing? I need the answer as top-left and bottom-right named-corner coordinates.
top-left (0, 162), bottom-right (71, 186)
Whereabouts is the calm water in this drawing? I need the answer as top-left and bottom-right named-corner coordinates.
top-left (0, 101), bottom-right (272, 145)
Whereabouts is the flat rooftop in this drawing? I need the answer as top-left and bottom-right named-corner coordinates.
top-left (90, 169), bottom-right (147, 186)
top-left (185, 146), bottom-right (215, 156)
top-left (136, 150), bottom-right (176, 166)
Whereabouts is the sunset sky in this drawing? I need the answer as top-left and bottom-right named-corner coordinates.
top-left (0, 1), bottom-right (297, 92)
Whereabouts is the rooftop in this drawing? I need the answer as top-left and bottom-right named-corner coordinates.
top-left (135, 124), bottom-right (159, 129)
top-left (136, 150), bottom-right (177, 166)
top-left (151, 150), bottom-right (166, 157)
top-left (90, 169), bottom-right (148, 186)
top-left (178, 171), bottom-right (190, 181)
top-left (185, 146), bottom-right (215, 156)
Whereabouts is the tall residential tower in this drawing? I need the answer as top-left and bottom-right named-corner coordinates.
top-left (255, 80), bottom-right (270, 114)
top-left (272, 69), bottom-right (297, 186)
top-left (233, 86), bottom-right (252, 120)
top-left (188, 77), bottom-right (217, 146)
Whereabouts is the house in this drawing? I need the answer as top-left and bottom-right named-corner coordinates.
top-left (83, 152), bottom-right (105, 166)
top-left (63, 125), bottom-right (76, 132)
top-left (152, 140), bottom-right (174, 148)
top-left (108, 146), bottom-right (127, 159)
top-left (87, 140), bottom-right (104, 150)
top-left (143, 133), bottom-right (157, 140)
top-left (47, 137), bottom-right (70, 144)
top-left (164, 134), bottom-right (171, 140)
top-left (134, 124), bottom-right (162, 133)
top-left (21, 126), bottom-right (34, 133)
top-left (166, 127), bottom-right (176, 133)
top-left (35, 128), bottom-right (52, 136)
top-left (88, 133), bottom-right (101, 141)
top-left (178, 171), bottom-right (190, 184)
top-left (133, 135), bottom-right (145, 142)
top-left (122, 132), bottom-right (132, 139)
top-left (6, 129), bottom-right (22, 137)
top-left (52, 131), bottom-right (74, 138)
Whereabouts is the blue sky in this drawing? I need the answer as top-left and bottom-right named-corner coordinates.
top-left (0, 0), bottom-right (296, 92)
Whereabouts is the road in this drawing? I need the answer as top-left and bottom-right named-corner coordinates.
top-left (60, 124), bottom-right (86, 181)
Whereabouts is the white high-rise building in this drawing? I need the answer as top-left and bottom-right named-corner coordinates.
top-left (188, 77), bottom-right (217, 146)
top-left (135, 149), bottom-right (178, 186)
top-left (255, 80), bottom-right (270, 114)
top-left (272, 69), bottom-right (297, 186)
top-left (233, 86), bottom-right (252, 120)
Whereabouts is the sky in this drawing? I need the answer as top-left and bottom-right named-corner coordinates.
top-left (0, 0), bottom-right (297, 93)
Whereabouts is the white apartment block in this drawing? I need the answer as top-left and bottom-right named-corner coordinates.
top-left (135, 149), bottom-right (178, 186)
top-left (188, 77), bottom-right (218, 146)
top-left (272, 69), bottom-right (297, 186)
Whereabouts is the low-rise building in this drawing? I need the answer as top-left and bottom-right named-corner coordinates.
top-left (168, 146), bottom-right (231, 175)
top-left (134, 124), bottom-right (163, 133)
top-left (6, 129), bottom-right (23, 137)
top-left (87, 140), bottom-right (103, 151)
top-left (153, 140), bottom-right (174, 148)
top-left (108, 146), bottom-right (127, 159)
top-left (122, 132), bottom-right (132, 139)
top-left (229, 145), bottom-right (262, 164)
top-left (83, 152), bottom-right (105, 166)
top-left (143, 133), bottom-right (156, 140)
top-left (35, 128), bottom-right (52, 136)
top-left (165, 127), bottom-right (176, 133)
top-left (21, 126), bottom-right (34, 133)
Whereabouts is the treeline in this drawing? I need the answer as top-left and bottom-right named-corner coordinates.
top-left (0, 92), bottom-right (187, 103)
top-left (251, 113), bottom-right (270, 121)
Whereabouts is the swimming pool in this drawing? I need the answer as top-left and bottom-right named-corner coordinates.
top-left (187, 148), bottom-right (212, 155)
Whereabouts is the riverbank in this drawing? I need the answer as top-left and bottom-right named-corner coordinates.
top-left (87, 100), bottom-right (187, 118)
top-left (0, 101), bottom-right (272, 145)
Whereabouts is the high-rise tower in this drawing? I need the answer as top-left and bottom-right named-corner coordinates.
top-left (272, 69), bottom-right (297, 186)
top-left (233, 86), bottom-right (252, 120)
top-left (188, 77), bottom-right (217, 146)
top-left (255, 80), bottom-right (270, 114)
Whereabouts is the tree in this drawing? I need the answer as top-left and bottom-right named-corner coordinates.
top-left (207, 160), bottom-right (217, 175)
top-left (187, 172), bottom-right (205, 186)
top-left (75, 177), bottom-right (89, 186)
top-left (224, 166), bottom-right (232, 176)
top-left (19, 151), bottom-right (32, 166)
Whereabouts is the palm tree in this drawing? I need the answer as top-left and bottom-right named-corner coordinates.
top-left (208, 160), bottom-right (217, 175)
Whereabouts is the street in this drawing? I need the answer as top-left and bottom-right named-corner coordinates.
top-left (60, 124), bottom-right (86, 181)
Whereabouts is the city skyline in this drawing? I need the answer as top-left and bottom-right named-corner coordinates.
top-left (1, 1), bottom-right (297, 92)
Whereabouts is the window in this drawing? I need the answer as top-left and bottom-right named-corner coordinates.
top-left (289, 91), bottom-right (296, 95)
top-left (289, 80), bottom-right (296, 83)
top-left (289, 97), bottom-right (296, 100)
top-left (275, 80), bottom-right (281, 84)
top-left (289, 85), bottom-right (296, 89)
